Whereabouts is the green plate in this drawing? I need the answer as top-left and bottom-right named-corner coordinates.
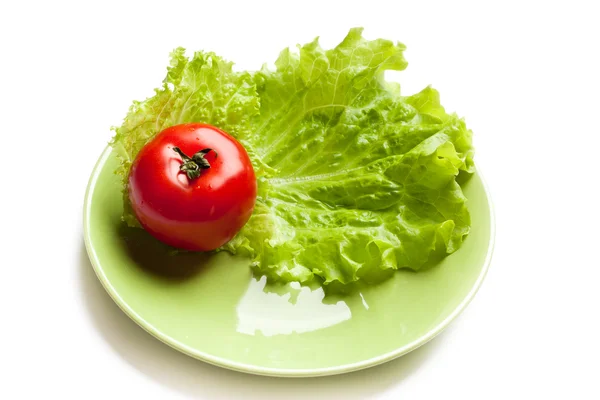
top-left (84, 146), bottom-right (494, 377)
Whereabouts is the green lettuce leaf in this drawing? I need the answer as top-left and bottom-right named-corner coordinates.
top-left (223, 28), bottom-right (474, 286)
top-left (110, 48), bottom-right (260, 226)
top-left (112, 28), bottom-right (474, 287)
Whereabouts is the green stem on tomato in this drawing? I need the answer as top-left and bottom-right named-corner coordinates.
top-left (173, 147), bottom-right (218, 180)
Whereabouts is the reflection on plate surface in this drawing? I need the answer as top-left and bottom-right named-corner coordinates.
top-left (236, 276), bottom-right (353, 336)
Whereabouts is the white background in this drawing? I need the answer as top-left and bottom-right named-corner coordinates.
top-left (1, 0), bottom-right (599, 398)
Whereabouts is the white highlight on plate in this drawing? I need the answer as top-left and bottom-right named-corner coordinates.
top-left (359, 292), bottom-right (370, 310)
top-left (236, 276), bottom-right (352, 337)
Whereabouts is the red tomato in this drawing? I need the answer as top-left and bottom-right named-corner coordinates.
top-left (128, 123), bottom-right (257, 251)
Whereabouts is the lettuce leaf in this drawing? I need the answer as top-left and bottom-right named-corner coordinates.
top-left (110, 48), bottom-right (260, 226)
top-left (111, 28), bottom-right (474, 287)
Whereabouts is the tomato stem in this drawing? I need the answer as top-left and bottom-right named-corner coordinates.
top-left (173, 147), bottom-right (217, 180)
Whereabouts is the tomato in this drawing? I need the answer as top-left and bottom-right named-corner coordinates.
top-left (128, 123), bottom-right (257, 251)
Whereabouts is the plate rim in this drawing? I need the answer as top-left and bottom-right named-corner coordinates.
top-left (83, 145), bottom-right (496, 378)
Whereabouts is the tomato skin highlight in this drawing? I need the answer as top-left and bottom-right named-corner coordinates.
top-left (128, 123), bottom-right (257, 251)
